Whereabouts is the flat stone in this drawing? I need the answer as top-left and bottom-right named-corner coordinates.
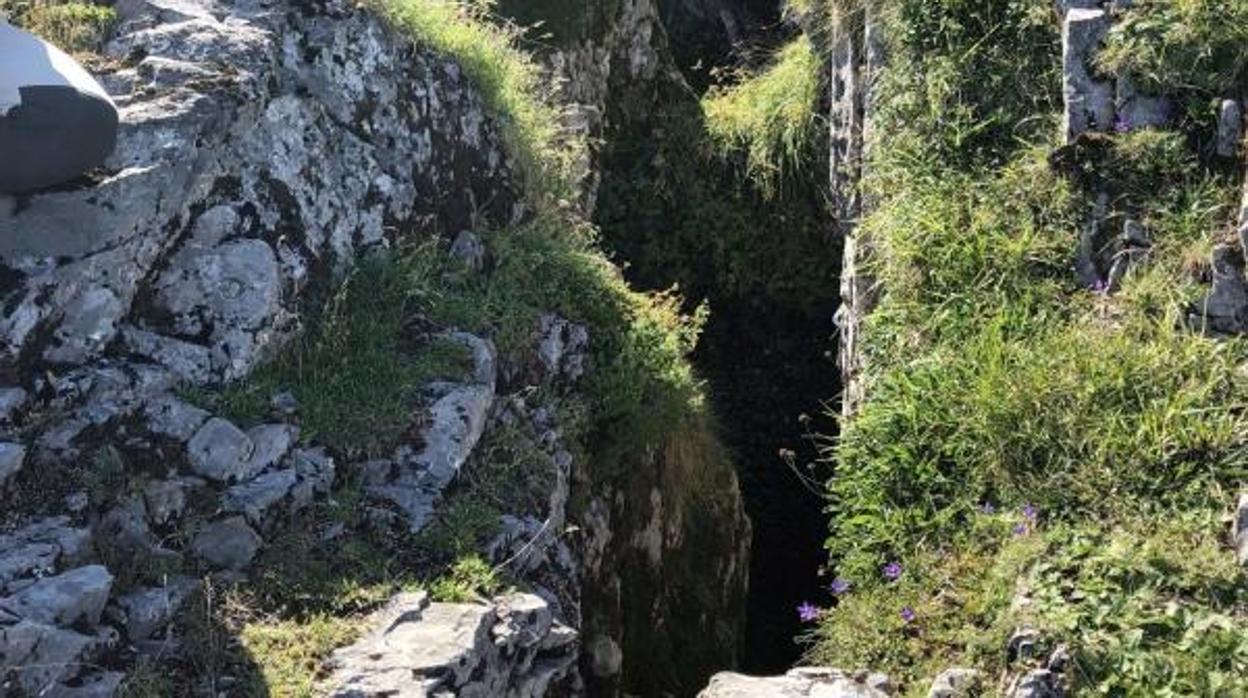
top-left (0, 517), bottom-right (90, 586)
top-left (223, 469), bottom-right (297, 525)
top-left (0, 565), bottom-right (114, 626)
top-left (244, 423), bottom-right (297, 474)
top-left (191, 516), bottom-right (261, 571)
top-left (0, 621), bottom-right (107, 695)
top-left (1008, 669), bottom-right (1064, 698)
top-left (186, 417), bottom-right (256, 482)
top-left (142, 395), bottom-right (210, 442)
top-left (0, 442), bottom-right (26, 489)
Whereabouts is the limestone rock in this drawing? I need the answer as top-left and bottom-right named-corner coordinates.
top-left (1194, 245), bottom-right (1248, 334)
top-left (1062, 7), bottom-right (1113, 142)
top-left (223, 468), bottom-right (298, 525)
top-left (0, 518), bottom-right (90, 587)
top-left (186, 417), bottom-right (255, 483)
top-left (0, 442), bottom-right (26, 489)
top-left (699, 668), bottom-right (891, 697)
top-left (191, 516), bottom-right (261, 571)
top-left (0, 565), bottom-right (114, 626)
top-left (142, 395), bottom-right (210, 442)
top-left (327, 592), bottom-right (577, 697)
top-left (928, 668), bottom-right (983, 698)
top-left (1217, 99), bottom-right (1243, 158)
top-left (537, 314), bottom-right (589, 382)
top-left (1233, 493), bottom-right (1248, 566)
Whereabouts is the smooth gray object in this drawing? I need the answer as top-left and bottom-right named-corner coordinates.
top-left (0, 22), bottom-right (118, 193)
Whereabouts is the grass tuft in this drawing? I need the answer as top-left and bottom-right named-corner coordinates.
top-left (703, 36), bottom-right (823, 197)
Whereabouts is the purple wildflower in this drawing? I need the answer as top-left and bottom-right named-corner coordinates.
top-left (1022, 503), bottom-right (1038, 521)
top-left (829, 578), bottom-right (851, 596)
top-left (1012, 522), bottom-right (1029, 537)
top-left (1113, 114), bottom-right (1132, 134)
top-left (1090, 278), bottom-right (1109, 294)
top-left (797, 602), bottom-right (822, 623)
top-left (900, 606), bottom-right (917, 623)
top-left (883, 562), bottom-right (903, 581)
top-left (981, 501), bottom-right (996, 514)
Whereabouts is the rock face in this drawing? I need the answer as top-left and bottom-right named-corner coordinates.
top-left (0, 0), bottom-right (517, 383)
top-left (1061, 7), bottom-right (1113, 142)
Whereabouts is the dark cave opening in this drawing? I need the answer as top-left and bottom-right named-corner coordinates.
top-left (594, 100), bottom-right (841, 674)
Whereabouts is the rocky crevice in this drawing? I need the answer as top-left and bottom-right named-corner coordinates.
top-left (0, 1), bottom-right (750, 695)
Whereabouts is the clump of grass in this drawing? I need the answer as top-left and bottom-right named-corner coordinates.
top-left (1, 0), bottom-right (115, 54)
top-left (369, 0), bottom-right (581, 204)
top-left (428, 554), bottom-right (502, 602)
top-left (1100, 0), bottom-right (1248, 95)
top-left (703, 36), bottom-right (823, 197)
top-left (238, 615), bottom-right (360, 698)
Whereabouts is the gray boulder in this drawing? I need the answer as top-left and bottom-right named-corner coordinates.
top-left (142, 395), bottom-right (210, 442)
top-left (0, 517), bottom-right (90, 587)
top-left (223, 468), bottom-right (298, 526)
top-left (191, 516), bottom-right (261, 571)
top-left (0, 565), bottom-right (114, 626)
top-left (186, 417), bottom-right (255, 483)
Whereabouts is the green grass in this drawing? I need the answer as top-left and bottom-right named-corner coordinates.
top-left (1100, 0), bottom-right (1248, 96)
top-left (1, 0), bottom-right (115, 54)
top-left (703, 36), bottom-right (823, 197)
top-left (239, 615), bottom-right (361, 698)
top-left (815, 0), bottom-right (1248, 693)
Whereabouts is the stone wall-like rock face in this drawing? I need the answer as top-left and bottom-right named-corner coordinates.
top-left (0, 0), bottom-right (524, 693)
top-left (0, 0), bottom-right (517, 384)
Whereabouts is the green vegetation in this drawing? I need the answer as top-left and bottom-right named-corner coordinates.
top-left (1101, 0), bottom-right (1248, 96)
top-left (703, 36), bottom-right (823, 196)
top-left (814, 0), bottom-right (1248, 694)
top-left (1, 0), bottom-right (115, 53)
